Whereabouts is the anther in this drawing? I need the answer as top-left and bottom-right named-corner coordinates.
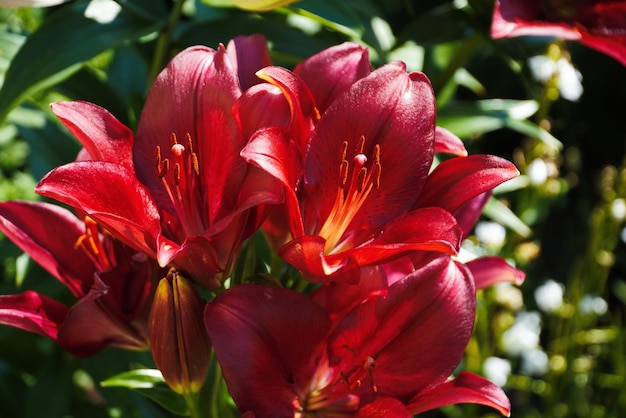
top-left (174, 163), bottom-right (181, 186)
top-left (357, 167), bottom-right (368, 193)
top-left (356, 135), bottom-right (365, 154)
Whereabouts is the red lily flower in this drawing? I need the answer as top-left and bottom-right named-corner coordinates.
top-left (204, 256), bottom-right (510, 417)
top-left (0, 200), bottom-right (156, 357)
top-left (492, 0), bottom-right (626, 66)
top-left (242, 54), bottom-right (518, 283)
top-left (36, 37), bottom-right (283, 289)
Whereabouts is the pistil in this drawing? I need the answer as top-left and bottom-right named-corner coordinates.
top-left (317, 136), bottom-right (381, 254)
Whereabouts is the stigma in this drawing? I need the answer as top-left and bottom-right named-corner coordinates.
top-left (155, 133), bottom-right (205, 237)
top-left (317, 135), bottom-right (381, 254)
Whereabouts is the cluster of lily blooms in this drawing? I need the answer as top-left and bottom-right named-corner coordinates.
top-left (0, 34), bottom-right (525, 417)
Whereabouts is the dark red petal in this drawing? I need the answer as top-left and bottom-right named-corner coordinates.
top-left (36, 162), bottom-right (160, 256)
top-left (343, 207), bottom-right (462, 267)
top-left (491, 0), bottom-right (580, 39)
top-left (50, 101), bottom-right (134, 170)
top-left (234, 83), bottom-right (291, 140)
top-left (580, 32), bottom-right (626, 67)
top-left (205, 284), bottom-right (331, 417)
top-left (310, 265), bottom-right (388, 319)
top-left (303, 63), bottom-right (436, 233)
top-left (58, 275), bottom-right (149, 357)
top-left (356, 397), bottom-right (412, 418)
top-left (255, 66), bottom-right (319, 149)
top-left (408, 372), bottom-right (511, 417)
top-left (415, 154), bottom-right (519, 214)
top-left (434, 126), bottom-right (467, 156)
top-left (278, 234), bottom-right (360, 284)
top-left (0, 200), bottom-right (95, 297)
top-left (466, 256), bottom-right (525, 289)
top-left (242, 126), bottom-right (305, 238)
top-left (453, 191), bottom-right (491, 237)
top-left (294, 42), bottom-right (371, 113)
top-left (226, 34), bottom-right (272, 91)
top-left (328, 256), bottom-right (476, 401)
top-left (134, 45), bottom-right (246, 225)
top-left (0, 291), bottom-right (68, 340)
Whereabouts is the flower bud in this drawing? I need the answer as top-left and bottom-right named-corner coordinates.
top-left (149, 269), bottom-right (211, 394)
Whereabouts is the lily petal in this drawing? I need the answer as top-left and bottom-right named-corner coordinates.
top-left (0, 291), bottom-right (68, 340)
top-left (415, 154), bottom-right (519, 214)
top-left (36, 161), bottom-right (160, 256)
top-left (50, 101), bottom-right (134, 170)
top-left (328, 256), bottom-right (476, 402)
top-left (466, 256), bottom-right (525, 289)
top-left (408, 371), bottom-right (511, 417)
top-left (0, 200), bottom-right (96, 297)
top-left (294, 42), bottom-right (371, 113)
top-left (226, 34), bottom-right (273, 91)
top-left (434, 126), bottom-right (467, 156)
top-left (205, 284), bottom-right (331, 417)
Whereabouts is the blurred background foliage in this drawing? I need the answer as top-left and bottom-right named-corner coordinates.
top-left (0, 0), bottom-right (624, 417)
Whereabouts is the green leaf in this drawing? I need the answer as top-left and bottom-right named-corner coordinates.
top-left (101, 369), bottom-right (189, 416)
top-left (0, 2), bottom-right (162, 122)
top-left (438, 99), bottom-right (563, 150)
top-left (484, 197), bottom-right (532, 238)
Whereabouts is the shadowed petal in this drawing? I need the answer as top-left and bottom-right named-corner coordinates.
top-left (205, 284), bottom-right (331, 417)
top-left (227, 34), bottom-right (273, 91)
top-left (409, 372), bottom-right (511, 416)
top-left (0, 200), bottom-right (95, 297)
top-left (0, 291), bottom-right (68, 340)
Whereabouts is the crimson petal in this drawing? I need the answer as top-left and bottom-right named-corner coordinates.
top-left (408, 371), bottom-right (511, 416)
top-left (415, 154), bottom-right (519, 214)
top-left (0, 200), bottom-right (96, 297)
top-left (466, 256), bottom-right (525, 289)
top-left (205, 284), bottom-right (331, 417)
top-left (226, 34), bottom-right (273, 91)
top-left (36, 161), bottom-right (160, 256)
top-left (50, 101), bottom-right (134, 170)
top-left (0, 291), bottom-right (68, 340)
top-left (294, 42), bottom-right (371, 113)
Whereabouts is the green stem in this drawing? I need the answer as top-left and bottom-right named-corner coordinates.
top-left (183, 392), bottom-right (203, 418)
top-left (148, 0), bottom-right (185, 84)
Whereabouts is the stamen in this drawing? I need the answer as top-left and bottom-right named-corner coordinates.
top-left (154, 133), bottom-right (205, 237)
top-left (317, 136), bottom-right (383, 253)
top-left (74, 217), bottom-right (114, 271)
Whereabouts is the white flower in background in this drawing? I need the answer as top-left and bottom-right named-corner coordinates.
top-left (84, 0), bottom-right (121, 24)
top-left (520, 348), bottom-right (550, 376)
top-left (475, 221), bottom-right (507, 248)
top-left (611, 198), bottom-right (626, 221)
top-left (0, 0), bottom-right (67, 6)
top-left (534, 279), bottom-right (564, 313)
top-left (483, 357), bottom-right (512, 387)
top-left (528, 55), bottom-right (583, 102)
top-left (579, 294), bottom-right (608, 316)
top-left (494, 282), bottom-right (525, 311)
top-left (527, 158), bottom-right (548, 185)
top-left (500, 311), bottom-right (542, 356)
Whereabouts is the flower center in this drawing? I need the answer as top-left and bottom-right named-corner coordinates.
top-left (74, 216), bottom-right (115, 272)
top-left (155, 133), bottom-right (205, 237)
top-left (317, 136), bottom-right (381, 254)
top-left (296, 353), bottom-right (379, 417)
